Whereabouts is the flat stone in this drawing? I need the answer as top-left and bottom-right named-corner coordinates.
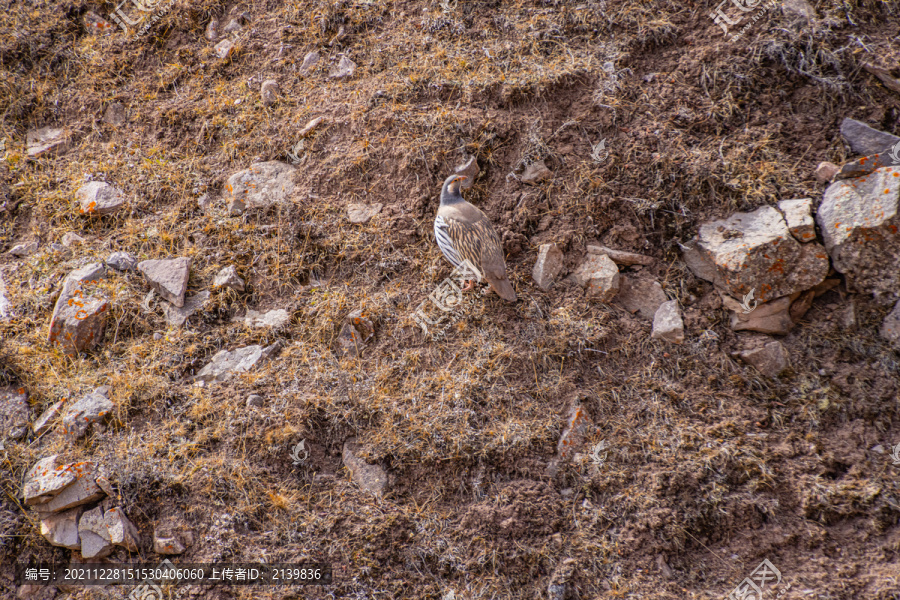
top-left (454, 156), bottom-right (479, 189)
top-left (78, 507), bottom-right (114, 559)
top-left (835, 151), bottom-right (900, 180)
top-left (881, 300), bottom-right (900, 347)
top-left (137, 257), bottom-right (191, 307)
top-left (0, 386), bottom-right (29, 442)
top-left (33, 400), bottom-right (64, 435)
top-left (816, 166), bottom-right (900, 297)
top-left (342, 441), bottom-right (388, 496)
top-left (236, 308), bottom-right (290, 329)
top-left (102, 102), bottom-right (126, 127)
top-left (840, 118), bottom-right (900, 156)
top-left (61, 391), bottom-right (113, 440)
top-left (532, 243), bottom-right (565, 291)
top-left (815, 161), bottom-right (839, 183)
top-left (299, 116), bottom-right (326, 137)
top-left (60, 232), bottom-right (85, 247)
top-left (299, 51), bottom-right (320, 76)
top-left (651, 300), bottom-right (684, 344)
top-left (106, 251), bottom-right (137, 271)
top-left (225, 161), bottom-right (297, 210)
top-left (26, 127), bottom-right (69, 158)
top-left (214, 39), bottom-right (234, 59)
top-left (162, 291), bottom-right (209, 327)
top-left (8, 241), bottom-right (38, 257)
top-left (347, 202), bottom-right (383, 224)
top-left (679, 239), bottom-right (718, 283)
top-left (572, 253), bottom-right (619, 302)
top-left (521, 160), bottom-right (552, 184)
top-left (29, 460), bottom-right (108, 514)
top-left (260, 79), bottom-right (279, 106)
top-left (738, 341), bottom-right (790, 377)
top-left (615, 276), bottom-right (668, 320)
top-left (76, 182), bottom-right (126, 215)
top-left (587, 245), bottom-right (654, 266)
top-left (40, 507), bottom-right (84, 550)
top-left (104, 506), bottom-right (141, 551)
top-left (213, 265), bottom-right (245, 291)
top-left (194, 343), bottom-right (280, 383)
top-left (246, 394), bottom-right (264, 408)
top-left (721, 292), bottom-right (794, 335)
top-left (778, 198), bottom-right (817, 243)
top-left (47, 264), bottom-right (109, 356)
top-left (23, 456), bottom-right (73, 506)
top-left (329, 55), bottom-right (356, 79)
top-left (688, 205), bottom-right (829, 303)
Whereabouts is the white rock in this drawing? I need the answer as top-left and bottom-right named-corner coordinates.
top-left (532, 243), bottom-right (565, 291)
top-left (194, 343), bottom-right (280, 383)
top-left (225, 162), bottom-right (297, 210)
top-left (237, 308), bottom-right (290, 329)
top-left (651, 300), bottom-right (684, 344)
top-left (8, 241), bottom-right (38, 257)
top-left (572, 253), bottom-right (619, 302)
top-left (61, 232), bottom-right (86, 247)
top-left (214, 39), bottom-right (234, 59)
top-left (778, 198), bottom-right (816, 243)
top-left (40, 507), bottom-right (84, 550)
top-left (347, 203), bottom-right (383, 224)
top-left (76, 182), bottom-right (126, 215)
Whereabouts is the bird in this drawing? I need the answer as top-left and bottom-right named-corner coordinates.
top-left (434, 174), bottom-right (517, 302)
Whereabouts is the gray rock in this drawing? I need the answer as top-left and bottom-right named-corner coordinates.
top-left (47, 264), bottom-right (109, 356)
top-left (33, 400), bottom-right (64, 436)
top-left (8, 241), bottom-right (38, 257)
top-left (61, 391), bottom-right (113, 440)
top-left (213, 265), bottom-right (245, 291)
top-left (222, 18), bottom-right (242, 34)
top-left (237, 308), bottom-right (290, 329)
top-left (194, 343), bottom-right (280, 383)
top-left (0, 269), bottom-right (11, 320)
top-left (815, 161), bottom-right (839, 183)
top-left (0, 386), bottom-right (29, 442)
top-left (532, 243), bottom-right (565, 291)
top-left (26, 127), bottom-right (68, 158)
top-left (75, 182), bottom-right (126, 215)
top-left (299, 51), bottom-right (320, 76)
top-left (260, 79), bottom-right (279, 106)
top-left (835, 151), bottom-right (900, 180)
top-left (778, 198), bottom-right (816, 243)
top-left (78, 507), bottom-right (114, 559)
top-left (39, 507), bottom-right (84, 549)
top-left (651, 300), bottom-right (684, 344)
top-left (572, 252), bottom-right (619, 302)
top-left (214, 39), bottom-right (234, 59)
top-left (137, 257), bottom-right (191, 307)
top-left (679, 238), bottom-right (718, 283)
top-left (347, 202), bottom-right (383, 224)
top-left (817, 166), bottom-right (900, 297)
top-left (23, 456), bottom-right (74, 506)
top-left (225, 161), bottom-right (297, 210)
top-left (738, 341), bottom-right (790, 377)
top-left (587, 244), bottom-right (654, 266)
top-left (342, 441), bottom-right (388, 496)
top-left (329, 55), bottom-right (356, 79)
top-left (615, 276), bottom-right (668, 320)
top-left (60, 232), bottom-right (85, 247)
top-left (205, 18), bottom-right (219, 41)
top-left (521, 160), bottom-right (552, 184)
top-left (102, 102), bottom-right (126, 127)
top-left (153, 519), bottom-right (192, 555)
top-left (840, 118), bottom-right (900, 156)
top-left (246, 394), bottom-right (264, 408)
top-left (106, 251), bottom-right (137, 271)
top-left (454, 156), bottom-right (479, 189)
top-left (104, 507), bottom-right (141, 551)
top-left (162, 291), bottom-right (210, 327)
top-left (881, 300), bottom-right (900, 347)
top-left (687, 205), bottom-right (829, 303)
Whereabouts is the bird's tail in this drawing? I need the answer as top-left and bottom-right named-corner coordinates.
top-left (488, 276), bottom-right (517, 302)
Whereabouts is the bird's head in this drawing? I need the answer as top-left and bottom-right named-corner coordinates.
top-left (441, 174), bottom-right (467, 204)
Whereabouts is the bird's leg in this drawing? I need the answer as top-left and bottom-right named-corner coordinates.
top-left (461, 279), bottom-right (476, 292)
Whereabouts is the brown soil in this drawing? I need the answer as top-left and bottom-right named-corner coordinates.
top-left (1, 0), bottom-right (899, 598)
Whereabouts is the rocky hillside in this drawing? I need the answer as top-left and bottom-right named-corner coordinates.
top-left (1, 0), bottom-right (900, 599)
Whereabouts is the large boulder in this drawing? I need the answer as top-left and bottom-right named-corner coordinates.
top-left (682, 205), bottom-right (828, 303)
top-left (816, 166), bottom-right (900, 299)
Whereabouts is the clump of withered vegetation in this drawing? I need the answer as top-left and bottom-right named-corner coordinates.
top-left (1, 0), bottom-right (899, 598)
